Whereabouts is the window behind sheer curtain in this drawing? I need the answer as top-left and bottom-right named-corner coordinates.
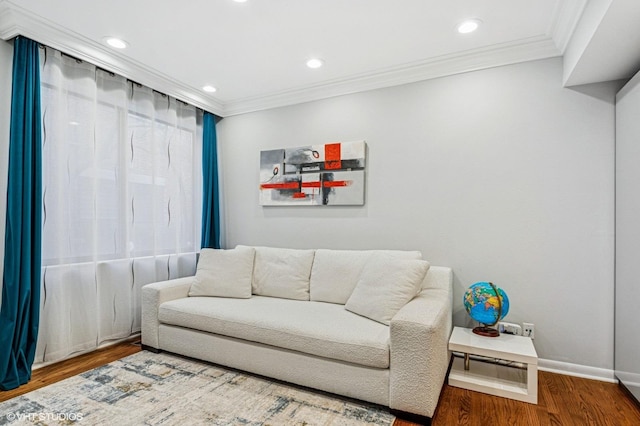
top-left (36, 47), bottom-right (201, 364)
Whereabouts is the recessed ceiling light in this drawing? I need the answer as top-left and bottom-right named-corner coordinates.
top-left (306, 58), bottom-right (324, 69)
top-left (457, 19), bottom-right (482, 34)
top-left (202, 85), bottom-right (217, 93)
top-left (233, 0), bottom-right (248, 3)
top-left (104, 37), bottom-right (129, 49)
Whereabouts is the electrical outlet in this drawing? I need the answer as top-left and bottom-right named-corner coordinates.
top-left (523, 322), bottom-right (535, 339)
top-left (498, 322), bottom-right (522, 335)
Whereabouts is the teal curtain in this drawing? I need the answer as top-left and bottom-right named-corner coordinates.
top-left (201, 112), bottom-right (220, 249)
top-left (0, 36), bottom-right (42, 390)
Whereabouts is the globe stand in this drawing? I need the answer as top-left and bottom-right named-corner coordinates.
top-left (472, 325), bottom-right (500, 337)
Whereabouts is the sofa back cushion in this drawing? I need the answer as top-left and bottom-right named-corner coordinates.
top-left (310, 249), bottom-right (422, 305)
top-left (250, 246), bottom-right (315, 300)
top-left (345, 255), bottom-right (430, 325)
top-left (189, 246), bottom-right (255, 298)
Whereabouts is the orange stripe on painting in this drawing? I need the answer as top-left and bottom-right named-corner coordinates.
top-left (300, 180), bottom-right (352, 188)
top-left (325, 143), bottom-right (342, 170)
top-left (323, 180), bottom-right (352, 188)
top-left (262, 180), bottom-right (352, 190)
top-left (260, 182), bottom-right (299, 190)
top-left (292, 192), bottom-right (307, 198)
top-left (301, 182), bottom-right (321, 188)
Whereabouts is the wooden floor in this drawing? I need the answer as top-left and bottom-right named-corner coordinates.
top-left (0, 338), bottom-right (141, 403)
top-left (402, 371), bottom-right (640, 426)
top-left (2, 340), bottom-right (640, 426)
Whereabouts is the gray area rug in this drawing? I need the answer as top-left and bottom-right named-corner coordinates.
top-left (0, 351), bottom-right (395, 425)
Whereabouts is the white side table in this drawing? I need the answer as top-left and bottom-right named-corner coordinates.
top-left (448, 326), bottom-right (538, 404)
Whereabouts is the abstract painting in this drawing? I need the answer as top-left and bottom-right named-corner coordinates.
top-left (260, 141), bottom-right (366, 206)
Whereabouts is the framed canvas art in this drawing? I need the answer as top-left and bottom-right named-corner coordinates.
top-left (259, 141), bottom-right (366, 206)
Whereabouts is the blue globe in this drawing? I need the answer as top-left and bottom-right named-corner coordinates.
top-left (463, 282), bottom-right (510, 326)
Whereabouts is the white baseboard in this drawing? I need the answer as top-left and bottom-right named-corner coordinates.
top-left (538, 358), bottom-right (617, 383)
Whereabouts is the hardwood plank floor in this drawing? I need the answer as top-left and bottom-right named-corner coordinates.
top-left (396, 370), bottom-right (640, 426)
top-left (2, 343), bottom-right (640, 426)
top-left (0, 337), bottom-right (141, 403)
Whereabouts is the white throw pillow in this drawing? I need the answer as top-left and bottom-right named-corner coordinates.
top-left (345, 255), bottom-right (430, 325)
top-left (188, 246), bottom-right (255, 298)
top-left (251, 246), bottom-right (315, 300)
top-left (310, 249), bottom-right (423, 305)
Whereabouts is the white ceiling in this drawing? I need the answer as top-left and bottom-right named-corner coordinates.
top-left (1, 0), bottom-right (639, 116)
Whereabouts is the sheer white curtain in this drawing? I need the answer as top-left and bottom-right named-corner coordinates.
top-left (36, 47), bottom-right (202, 364)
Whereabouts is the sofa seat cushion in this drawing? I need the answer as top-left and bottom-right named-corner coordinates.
top-left (158, 296), bottom-right (390, 368)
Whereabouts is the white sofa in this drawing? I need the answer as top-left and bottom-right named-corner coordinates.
top-left (141, 246), bottom-right (453, 422)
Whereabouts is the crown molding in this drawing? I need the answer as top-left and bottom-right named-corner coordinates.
top-left (223, 36), bottom-right (561, 116)
top-left (1, 0), bottom-right (563, 118)
top-left (548, 0), bottom-right (588, 54)
top-left (0, 0), bottom-right (225, 116)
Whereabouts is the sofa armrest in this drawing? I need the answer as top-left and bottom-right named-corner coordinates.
top-left (389, 287), bottom-right (452, 418)
top-left (141, 277), bottom-right (193, 349)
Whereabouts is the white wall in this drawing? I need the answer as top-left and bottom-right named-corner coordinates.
top-left (0, 39), bottom-right (13, 303)
top-left (615, 69), bottom-right (640, 399)
top-left (217, 57), bottom-right (617, 370)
